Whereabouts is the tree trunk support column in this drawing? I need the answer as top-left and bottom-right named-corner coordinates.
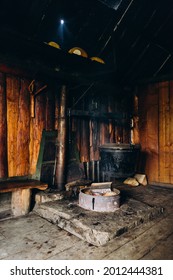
top-left (55, 85), bottom-right (67, 190)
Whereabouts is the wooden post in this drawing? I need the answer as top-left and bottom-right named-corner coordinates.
top-left (55, 85), bottom-right (67, 190)
top-left (0, 73), bottom-right (8, 178)
top-left (28, 80), bottom-right (35, 118)
top-left (11, 189), bottom-right (31, 216)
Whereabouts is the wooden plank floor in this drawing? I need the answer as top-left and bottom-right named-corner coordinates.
top-left (0, 184), bottom-right (173, 260)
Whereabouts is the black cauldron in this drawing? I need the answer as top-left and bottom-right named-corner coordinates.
top-left (99, 143), bottom-right (140, 181)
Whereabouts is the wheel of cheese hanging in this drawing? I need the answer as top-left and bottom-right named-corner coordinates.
top-left (68, 47), bottom-right (88, 58)
top-left (47, 41), bottom-right (61, 49)
top-left (90, 56), bottom-right (105, 64)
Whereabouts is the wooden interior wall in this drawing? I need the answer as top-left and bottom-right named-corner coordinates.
top-left (0, 72), bottom-right (55, 178)
top-left (69, 91), bottom-right (132, 163)
top-left (0, 73), bottom-right (8, 177)
top-left (0, 71), bottom-right (133, 181)
top-left (137, 80), bottom-right (173, 185)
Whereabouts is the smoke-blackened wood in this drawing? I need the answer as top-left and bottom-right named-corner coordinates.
top-left (45, 93), bottom-right (55, 130)
top-left (80, 119), bottom-right (89, 162)
top-left (99, 121), bottom-right (109, 146)
top-left (76, 118), bottom-right (81, 156)
top-left (89, 120), bottom-right (94, 161)
top-left (0, 73), bottom-right (8, 178)
top-left (90, 120), bottom-right (100, 161)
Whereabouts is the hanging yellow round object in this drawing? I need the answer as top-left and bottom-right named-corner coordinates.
top-left (48, 41), bottom-right (61, 49)
top-left (90, 57), bottom-right (105, 64)
top-left (68, 47), bottom-right (88, 58)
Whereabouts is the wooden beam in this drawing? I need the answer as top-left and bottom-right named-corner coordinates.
top-left (0, 30), bottom-right (107, 85)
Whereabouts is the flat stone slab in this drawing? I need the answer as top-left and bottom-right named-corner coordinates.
top-left (35, 190), bottom-right (64, 204)
top-left (34, 198), bottom-right (164, 246)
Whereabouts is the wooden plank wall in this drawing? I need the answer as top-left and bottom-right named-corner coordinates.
top-left (0, 73), bottom-right (8, 177)
top-left (0, 72), bottom-right (55, 178)
top-left (0, 71), bottom-right (133, 180)
top-left (170, 81), bottom-right (173, 184)
top-left (6, 76), bottom-right (29, 176)
top-left (70, 92), bottom-right (132, 163)
top-left (137, 80), bottom-right (173, 185)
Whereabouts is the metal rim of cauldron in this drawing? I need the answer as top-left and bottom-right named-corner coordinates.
top-left (79, 187), bottom-right (120, 212)
top-left (99, 143), bottom-right (141, 151)
top-left (80, 187), bottom-right (120, 197)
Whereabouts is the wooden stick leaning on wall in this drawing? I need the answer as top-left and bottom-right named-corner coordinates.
top-left (28, 80), bottom-right (47, 118)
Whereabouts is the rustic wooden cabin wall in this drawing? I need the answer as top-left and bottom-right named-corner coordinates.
top-left (68, 89), bottom-right (132, 176)
top-left (137, 81), bottom-right (173, 185)
top-left (0, 73), bottom-right (8, 178)
top-left (0, 71), bottom-right (55, 179)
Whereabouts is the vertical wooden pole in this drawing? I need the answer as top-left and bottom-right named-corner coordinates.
top-left (55, 85), bottom-right (67, 190)
top-left (0, 73), bottom-right (8, 178)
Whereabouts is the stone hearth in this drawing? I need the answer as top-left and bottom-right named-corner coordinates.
top-left (34, 197), bottom-right (164, 246)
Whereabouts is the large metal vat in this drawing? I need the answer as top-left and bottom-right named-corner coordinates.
top-left (99, 143), bottom-right (140, 181)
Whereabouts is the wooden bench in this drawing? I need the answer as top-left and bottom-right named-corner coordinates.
top-left (0, 130), bottom-right (58, 217)
top-left (0, 179), bottom-right (48, 217)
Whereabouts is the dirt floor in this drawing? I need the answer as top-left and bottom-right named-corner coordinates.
top-left (0, 184), bottom-right (173, 260)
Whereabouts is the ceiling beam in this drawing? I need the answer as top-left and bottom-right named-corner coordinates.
top-left (0, 30), bottom-right (107, 85)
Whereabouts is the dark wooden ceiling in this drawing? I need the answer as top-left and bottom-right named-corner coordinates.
top-left (0, 0), bottom-right (173, 85)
